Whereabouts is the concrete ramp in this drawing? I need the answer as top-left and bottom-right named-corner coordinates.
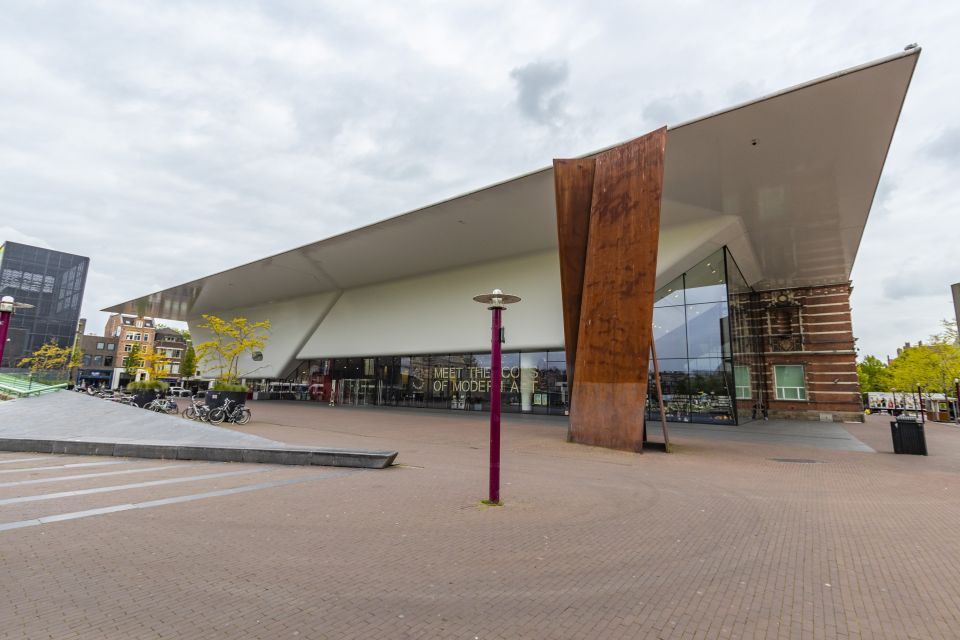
top-left (0, 392), bottom-right (397, 469)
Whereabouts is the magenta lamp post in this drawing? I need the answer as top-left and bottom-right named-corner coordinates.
top-left (0, 296), bottom-right (13, 367)
top-left (954, 378), bottom-right (959, 425)
top-left (0, 296), bottom-right (34, 369)
top-left (473, 288), bottom-right (520, 505)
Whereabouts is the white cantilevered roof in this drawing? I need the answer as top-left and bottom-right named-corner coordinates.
top-left (106, 48), bottom-right (920, 321)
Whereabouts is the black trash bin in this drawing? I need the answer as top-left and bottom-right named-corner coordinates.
top-left (890, 415), bottom-right (928, 455)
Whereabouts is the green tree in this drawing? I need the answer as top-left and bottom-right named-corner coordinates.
top-left (180, 345), bottom-right (197, 379)
top-left (931, 318), bottom-right (958, 345)
top-left (124, 344), bottom-right (142, 376)
top-left (194, 314), bottom-right (271, 390)
top-left (857, 355), bottom-right (892, 392)
top-left (888, 342), bottom-right (960, 395)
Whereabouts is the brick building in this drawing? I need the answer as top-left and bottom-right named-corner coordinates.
top-left (731, 283), bottom-right (861, 422)
top-left (104, 314), bottom-right (155, 388)
top-left (153, 327), bottom-right (188, 381)
top-left (76, 334), bottom-right (119, 388)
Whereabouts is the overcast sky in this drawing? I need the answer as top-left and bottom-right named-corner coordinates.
top-left (1, 0), bottom-right (957, 361)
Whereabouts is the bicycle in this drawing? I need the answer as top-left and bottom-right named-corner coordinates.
top-left (114, 393), bottom-right (138, 406)
top-left (209, 397), bottom-right (251, 425)
top-left (145, 396), bottom-right (178, 415)
top-left (182, 395), bottom-right (214, 422)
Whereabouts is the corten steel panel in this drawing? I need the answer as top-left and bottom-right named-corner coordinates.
top-left (565, 128), bottom-right (666, 451)
top-left (552, 157), bottom-right (596, 390)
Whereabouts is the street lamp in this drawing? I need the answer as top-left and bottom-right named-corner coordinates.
top-left (473, 288), bottom-right (520, 505)
top-left (954, 378), bottom-right (959, 425)
top-left (0, 296), bottom-right (13, 368)
top-left (0, 296), bottom-right (36, 369)
top-left (916, 382), bottom-right (924, 423)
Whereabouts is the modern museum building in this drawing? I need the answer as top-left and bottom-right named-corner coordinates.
top-left (107, 48), bottom-right (920, 429)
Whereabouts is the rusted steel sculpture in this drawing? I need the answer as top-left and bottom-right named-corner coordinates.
top-left (553, 128), bottom-right (666, 452)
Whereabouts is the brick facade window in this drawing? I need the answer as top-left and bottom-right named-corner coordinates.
top-left (734, 365), bottom-right (751, 399)
top-left (774, 365), bottom-right (807, 400)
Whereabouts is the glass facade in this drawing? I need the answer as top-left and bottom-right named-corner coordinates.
top-left (273, 350), bottom-right (570, 415)
top-left (0, 242), bottom-right (89, 368)
top-left (268, 248), bottom-right (756, 424)
top-left (647, 249), bottom-right (736, 424)
top-left (726, 249), bottom-right (764, 422)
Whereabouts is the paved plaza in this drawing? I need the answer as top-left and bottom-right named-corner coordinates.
top-left (0, 394), bottom-right (396, 468)
top-left (2, 399), bottom-right (960, 638)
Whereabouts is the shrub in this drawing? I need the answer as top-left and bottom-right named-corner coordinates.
top-left (127, 380), bottom-right (170, 392)
top-left (211, 381), bottom-right (248, 392)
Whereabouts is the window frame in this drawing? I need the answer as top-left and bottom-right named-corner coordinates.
top-left (734, 365), bottom-right (751, 400)
top-left (774, 364), bottom-right (807, 401)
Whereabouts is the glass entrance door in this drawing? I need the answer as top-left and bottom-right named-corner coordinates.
top-left (335, 379), bottom-right (376, 406)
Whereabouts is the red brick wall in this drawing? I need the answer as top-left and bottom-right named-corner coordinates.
top-left (733, 283), bottom-right (862, 422)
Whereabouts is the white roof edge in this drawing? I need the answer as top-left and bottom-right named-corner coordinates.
top-left (102, 47), bottom-right (920, 314)
top-left (668, 46), bottom-right (921, 131)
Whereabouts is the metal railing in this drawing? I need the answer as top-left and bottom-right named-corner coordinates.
top-left (0, 368), bottom-right (70, 398)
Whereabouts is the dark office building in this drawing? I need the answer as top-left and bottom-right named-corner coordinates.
top-left (76, 334), bottom-right (118, 387)
top-left (0, 242), bottom-right (89, 368)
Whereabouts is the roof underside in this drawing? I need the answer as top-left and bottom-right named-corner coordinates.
top-left (106, 49), bottom-right (919, 321)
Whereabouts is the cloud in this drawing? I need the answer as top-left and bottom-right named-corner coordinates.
top-left (882, 268), bottom-right (954, 300)
top-left (0, 227), bottom-right (51, 249)
top-left (642, 91), bottom-right (705, 126)
top-left (0, 0), bottom-right (957, 360)
top-left (929, 126), bottom-right (960, 161)
top-left (510, 60), bottom-right (569, 126)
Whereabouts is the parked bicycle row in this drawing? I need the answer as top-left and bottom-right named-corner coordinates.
top-left (76, 386), bottom-right (179, 414)
top-left (74, 386), bottom-right (251, 424)
top-left (182, 395), bottom-right (251, 425)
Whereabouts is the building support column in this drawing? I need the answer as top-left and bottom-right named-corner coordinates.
top-left (554, 128), bottom-right (666, 451)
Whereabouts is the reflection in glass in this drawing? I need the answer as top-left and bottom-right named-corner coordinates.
top-left (688, 358), bottom-right (734, 423)
top-left (655, 275), bottom-right (684, 307)
top-left (725, 248), bottom-right (760, 423)
top-left (653, 305), bottom-right (687, 359)
top-left (684, 249), bottom-right (726, 304)
top-left (685, 302), bottom-right (729, 359)
top-left (649, 358), bottom-right (690, 422)
top-left (520, 352), bottom-right (547, 413)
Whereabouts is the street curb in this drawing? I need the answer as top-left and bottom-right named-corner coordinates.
top-left (0, 438), bottom-right (397, 469)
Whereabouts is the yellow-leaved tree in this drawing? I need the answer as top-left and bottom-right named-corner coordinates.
top-left (127, 345), bottom-right (175, 391)
top-left (194, 315), bottom-right (271, 391)
top-left (17, 339), bottom-right (81, 384)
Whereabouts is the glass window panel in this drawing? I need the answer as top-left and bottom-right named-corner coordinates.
top-left (500, 352), bottom-right (521, 411)
top-left (541, 358), bottom-right (568, 415)
top-left (774, 365), bottom-right (807, 401)
top-left (407, 356), bottom-right (430, 407)
top-left (520, 351), bottom-right (547, 413)
top-left (684, 250), bottom-right (726, 304)
top-left (775, 365), bottom-right (804, 388)
top-left (734, 365), bottom-right (751, 399)
top-left (654, 276), bottom-right (684, 307)
top-left (653, 305), bottom-right (687, 359)
top-left (651, 358), bottom-right (690, 422)
top-left (685, 302), bottom-right (728, 359)
top-left (688, 357), bottom-right (734, 424)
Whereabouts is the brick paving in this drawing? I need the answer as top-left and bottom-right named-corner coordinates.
top-left (2, 401), bottom-right (960, 639)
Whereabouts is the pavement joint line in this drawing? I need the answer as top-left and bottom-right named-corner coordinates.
top-left (0, 462), bottom-right (213, 488)
top-left (0, 457), bottom-right (49, 465)
top-left (0, 460), bottom-right (129, 475)
top-left (0, 467), bottom-right (278, 506)
top-left (0, 472), bottom-right (356, 532)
